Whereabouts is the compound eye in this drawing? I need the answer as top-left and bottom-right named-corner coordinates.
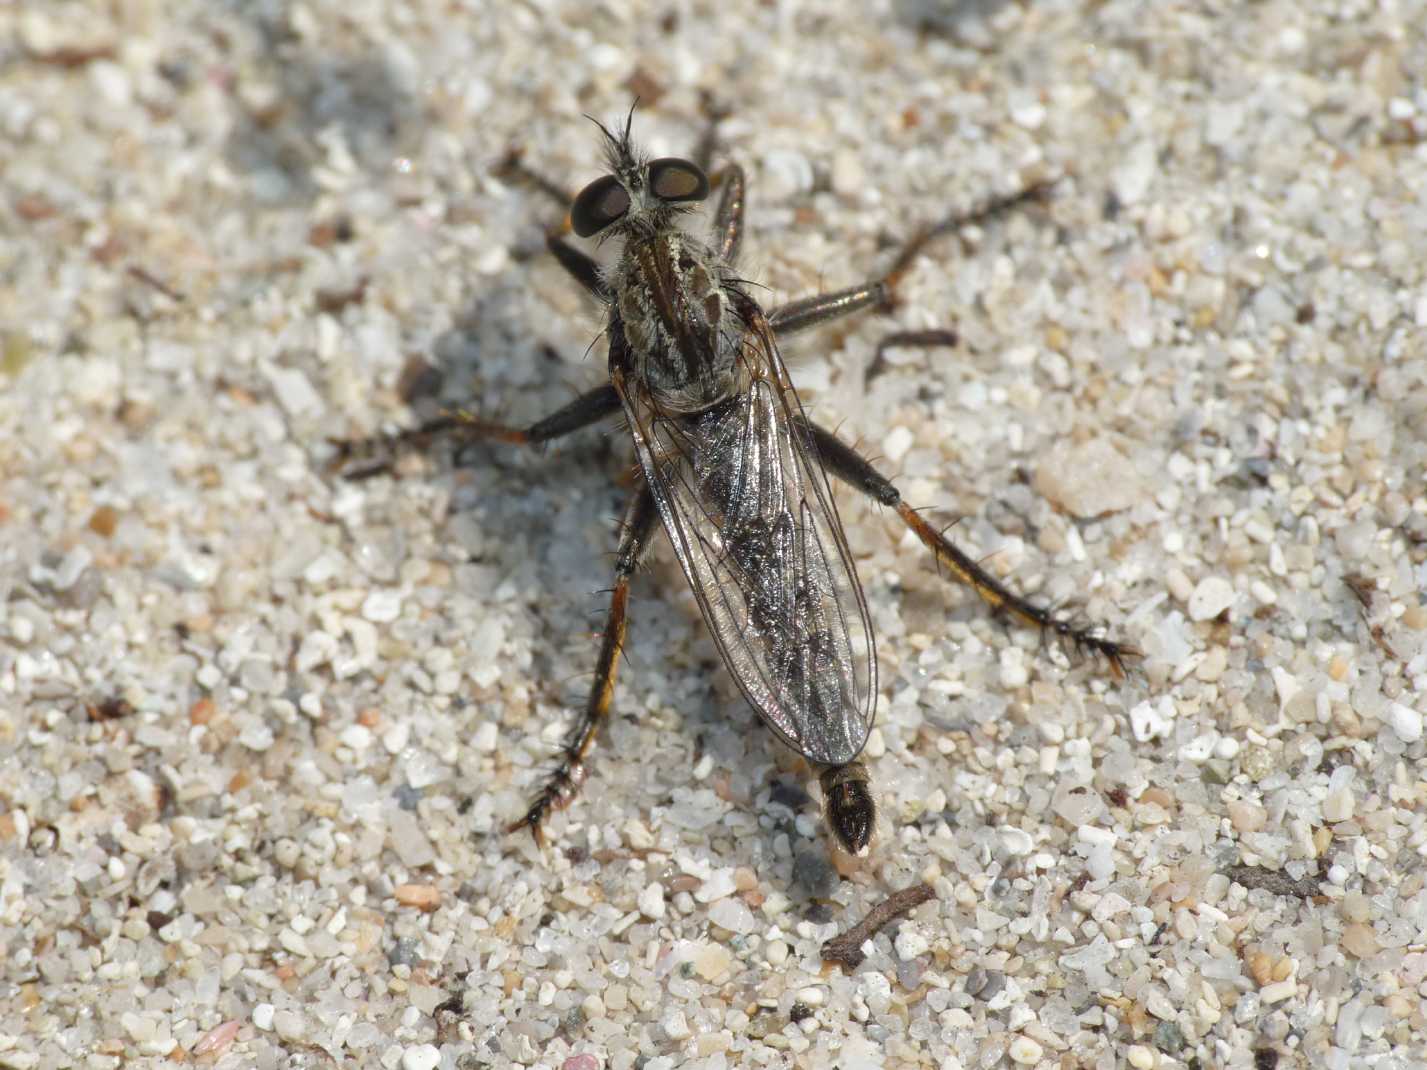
top-left (647, 158), bottom-right (710, 202)
top-left (570, 175), bottom-right (630, 237)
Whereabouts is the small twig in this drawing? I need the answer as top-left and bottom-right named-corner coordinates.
top-left (126, 265), bottom-right (185, 303)
top-left (86, 697), bottom-right (135, 722)
top-left (29, 44), bottom-right (118, 68)
top-left (315, 276), bottom-right (368, 314)
top-left (1224, 864), bottom-right (1320, 900)
top-left (821, 882), bottom-right (935, 971)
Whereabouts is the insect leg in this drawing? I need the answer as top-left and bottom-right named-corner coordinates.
top-left (509, 483), bottom-right (659, 846)
top-left (863, 328), bottom-right (961, 387)
top-left (803, 421), bottom-right (1135, 676)
top-left (708, 163), bottom-right (747, 266)
top-left (769, 282), bottom-right (886, 337)
top-left (498, 150), bottom-right (610, 300)
top-left (546, 232), bottom-right (609, 301)
top-left (769, 181), bottom-right (1054, 337)
top-left (331, 384), bottom-right (621, 480)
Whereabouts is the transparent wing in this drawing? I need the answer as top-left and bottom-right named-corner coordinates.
top-left (617, 318), bottom-right (877, 766)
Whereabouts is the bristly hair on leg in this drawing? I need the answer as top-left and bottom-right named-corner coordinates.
top-left (1033, 602), bottom-right (1138, 678)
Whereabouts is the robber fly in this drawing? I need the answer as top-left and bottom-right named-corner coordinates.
top-left (337, 109), bottom-right (1133, 856)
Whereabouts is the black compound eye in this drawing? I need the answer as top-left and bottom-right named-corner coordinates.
top-left (570, 175), bottom-right (630, 237)
top-left (647, 158), bottom-right (710, 202)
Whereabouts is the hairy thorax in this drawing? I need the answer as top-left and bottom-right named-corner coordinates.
top-left (609, 231), bottom-right (746, 412)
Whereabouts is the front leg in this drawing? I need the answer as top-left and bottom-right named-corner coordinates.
top-left (498, 149), bottom-right (610, 301)
top-left (805, 421), bottom-right (1135, 675)
top-left (708, 163), bottom-right (747, 266)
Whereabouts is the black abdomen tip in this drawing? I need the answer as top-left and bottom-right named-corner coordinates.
top-left (821, 763), bottom-right (876, 856)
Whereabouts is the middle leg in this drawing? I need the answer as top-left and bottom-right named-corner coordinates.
top-left (768, 181), bottom-right (1055, 337)
top-left (331, 383), bottom-right (621, 480)
top-left (804, 421), bottom-right (1135, 675)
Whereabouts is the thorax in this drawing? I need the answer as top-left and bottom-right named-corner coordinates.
top-left (608, 231), bottom-right (743, 412)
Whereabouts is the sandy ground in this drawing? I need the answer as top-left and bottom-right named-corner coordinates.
top-left (2, 1), bottom-right (1426, 1068)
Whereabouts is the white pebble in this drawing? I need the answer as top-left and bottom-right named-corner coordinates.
top-left (1268, 542), bottom-right (1287, 575)
top-left (830, 150), bottom-right (864, 196)
top-left (1179, 732), bottom-right (1218, 763)
top-left (239, 719), bottom-right (275, 752)
top-left (999, 827), bottom-right (1033, 856)
top-left (863, 727), bottom-right (886, 759)
top-left (121, 1012), bottom-right (156, 1043)
top-left (1038, 746), bottom-right (1059, 776)
top-left (252, 1003), bottom-right (275, 1030)
top-left (662, 1009), bottom-right (691, 1041)
top-left (401, 1044), bottom-right (441, 1070)
top-left (339, 724), bottom-right (372, 750)
top-left (1008, 1036), bottom-right (1044, 1064)
top-left (708, 897), bottom-right (756, 934)
top-left (1129, 697), bottom-right (1174, 742)
top-left (796, 986), bottom-right (825, 1007)
top-left (89, 61), bottom-right (133, 108)
top-left (1077, 825), bottom-right (1118, 850)
top-left (1112, 139), bottom-right (1156, 205)
top-left (1214, 736), bottom-right (1241, 760)
top-left (382, 721), bottom-right (411, 754)
top-left (266, 364), bottom-right (323, 418)
top-left (1272, 666), bottom-right (1300, 710)
top-left (1010, 99), bottom-right (1047, 130)
top-left (1187, 576), bottom-right (1235, 621)
top-left (1387, 702), bottom-right (1423, 744)
top-left (346, 617), bottom-right (378, 664)
top-left (1033, 437), bottom-right (1142, 518)
top-left (999, 647), bottom-right (1029, 689)
top-left (695, 868), bottom-right (737, 902)
top-left (1322, 788), bottom-right (1355, 823)
top-left (361, 589), bottom-right (402, 623)
top-left (474, 245), bottom-right (508, 275)
top-left (883, 426), bottom-right (914, 464)
top-left (1165, 567), bottom-right (1194, 603)
top-left (279, 929), bottom-right (310, 957)
top-left (761, 149), bottom-right (814, 199)
top-left (1260, 979), bottom-right (1297, 1004)
top-left (1126, 1044), bottom-right (1156, 1068)
top-left (894, 927), bottom-right (930, 961)
top-left (471, 720), bottom-right (499, 754)
top-left (638, 882), bottom-right (666, 920)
